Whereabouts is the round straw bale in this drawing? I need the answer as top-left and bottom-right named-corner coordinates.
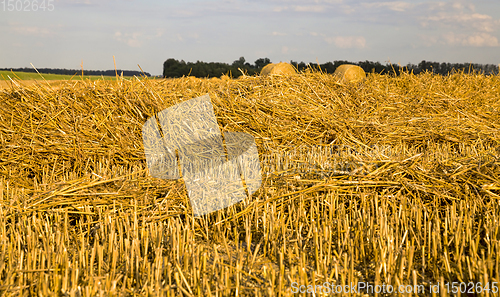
top-left (260, 63), bottom-right (275, 76)
top-left (333, 64), bottom-right (366, 83)
top-left (260, 62), bottom-right (296, 76)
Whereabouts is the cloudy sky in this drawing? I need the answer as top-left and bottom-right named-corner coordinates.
top-left (1, 0), bottom-right (499, 76)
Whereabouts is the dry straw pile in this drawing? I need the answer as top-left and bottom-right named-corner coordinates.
top-left (0, 68), bottom-right (499, 295)
top-left (260, 62), bottom-right (297, 76)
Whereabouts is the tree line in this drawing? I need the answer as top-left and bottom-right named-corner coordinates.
top-left (0, 67), bottom-right (151, 77)
top-left (163, 57), bottom-right (268, 78)
top-left (163, 57), bottom-right (500, 78)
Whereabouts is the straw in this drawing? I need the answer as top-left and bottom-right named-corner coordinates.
top-left (0, 68), bottom-right (499, 295)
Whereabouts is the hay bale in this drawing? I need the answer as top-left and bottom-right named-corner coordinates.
top-left (260, 62), bottom-right (296, 76)
top-left (260, 63), bottom-right (275, 76)
top-left (270, 62), bottom-right (296, 76)
top-left (333, 64), bottom-right (366, 83)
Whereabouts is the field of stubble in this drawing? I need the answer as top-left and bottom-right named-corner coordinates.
top-left (1, 70), bottom-right (499, 296)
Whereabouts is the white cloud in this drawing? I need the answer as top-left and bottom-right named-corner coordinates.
top-left (13, 27), bottom-right (51, 36)
top-left (362, 1), bottom-right (414, 12)
top-left (10, 24), bottom-right (54, 37)
top-left (114, 28), bottom-right (182, 47)
top-left (427, 12), bottom-right (492, 22)
top-left (420, 31), bottom-right (499, 47)
top-left (465, 33), bottom-right (499, 47)
top-left (55, 0), bottom-right (101, 8)
top-left (324, 36), bottom-right (366, 49)
top-left (426, 2), bottom-right (447, 11)
top-left (442, 32), bottom-right (499, 47)
top-left (154, 29), bottom-right (164, 38)
top-left (268, 0), bottom-right (341, 3)
top-left (269, 0), bottom-right (343, 13)
top-left (272, 4), bottom-right (327, 13)
top-left (272, 31), bottom-right (287, 36)
top-left (418, 34), bottom-right (438, 47)
top-left (422, 11), bottom-right (500, 32)
top-left (282, 46), bottom-right (289, 54)
top-left (113, 31), bottom-right (142, 47)
top-left (452, 2), bottom-right (463, 10)
top-left (293, 5), bottom-right (326, 12)
top-left (76, 0), bottom-right (91, 4)
top-left (64, 0), bottom-right (92, 5)
top-left (311, 31), bottom-right (366, 49)
top-left (420, 1), bottom-right (500, 33)
top-left (169, 9), bottom-right (197, 17)
top-left (172, 32), bottom-right (200, 43)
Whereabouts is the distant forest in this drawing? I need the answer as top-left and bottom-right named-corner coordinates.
top-left (0, 67), bottom-right (151, 77)
top-left (163, 57), bottom-right (500, 78)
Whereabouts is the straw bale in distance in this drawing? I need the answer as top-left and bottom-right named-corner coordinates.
top-left (333, 64), bottom-right (366, 83)
top-left (260, 62), bottom-right (296, 76)
top-left (260, 63), bottom-right (275, 76)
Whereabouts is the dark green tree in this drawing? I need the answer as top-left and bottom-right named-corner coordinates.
top-left (163, 58), bottom-right (188, 77)
top-left (232, 57), bottom-right (246, 68)
top-left (254, 58), bottom-right (271, 69)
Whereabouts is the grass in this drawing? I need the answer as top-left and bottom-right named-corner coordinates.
top-left (0, 69), bottom-right (499, 296)
top-left (0, 70), bottom-right (135, 81)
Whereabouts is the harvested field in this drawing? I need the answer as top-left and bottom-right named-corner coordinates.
top-left (0, 80), bottom-right (68, 90)
top-left (1, 70), bottom-right (500, 295)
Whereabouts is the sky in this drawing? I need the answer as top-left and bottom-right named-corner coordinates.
top-left (1, 0), bottom-right (499, 76)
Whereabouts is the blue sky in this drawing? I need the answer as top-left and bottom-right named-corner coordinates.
top-left (1, 0), bottom-right (499, 76)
